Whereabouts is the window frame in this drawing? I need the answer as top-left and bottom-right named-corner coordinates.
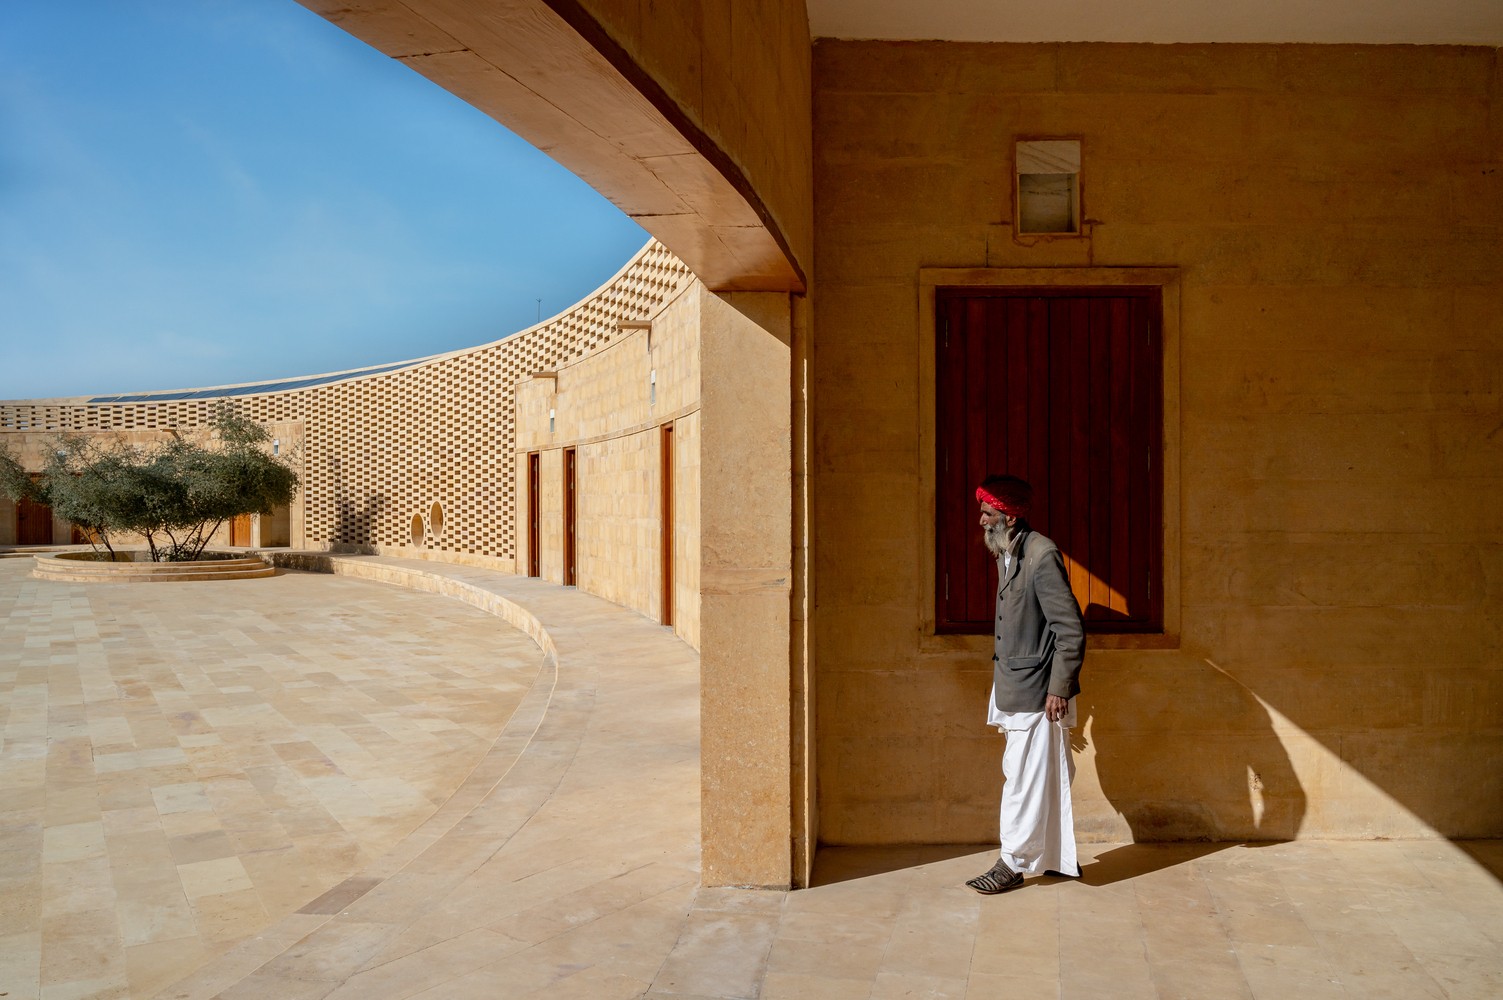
top-left (917, 268), bottom-right (1182, 652)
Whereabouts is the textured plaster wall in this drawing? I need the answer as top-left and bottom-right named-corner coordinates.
top-left (812, 41), bottom-right (1502, 844)
top-left (515, 282), bottom-right (702, 647)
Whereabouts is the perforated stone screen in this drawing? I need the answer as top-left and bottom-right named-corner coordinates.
top-left (0, 242), bottom-right (692, 560)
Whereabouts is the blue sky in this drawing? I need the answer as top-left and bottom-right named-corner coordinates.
top-left (0, 1), bottom-right (648, 400)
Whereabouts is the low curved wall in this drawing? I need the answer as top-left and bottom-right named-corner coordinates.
top-left (33, 551), bottom-right (274, 583)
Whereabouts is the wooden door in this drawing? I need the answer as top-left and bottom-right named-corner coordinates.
top-left (230, 513), bottom-right (253, 547)
top-left (527, 452), bottom-right (541, 577)
top-left (563, 447), bottom-right (577, 586)
top-left (17, 493), bottom-right (52, 545)
top-left (660, 423), bottom-right (674, 626)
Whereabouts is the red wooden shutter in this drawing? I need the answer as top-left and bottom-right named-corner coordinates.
top-left (936, 287), bottom-right (1162, 633)
top-left (527, 452), bottom-right (540, 577)
top-left (563, 447), bottom-right (577, 587)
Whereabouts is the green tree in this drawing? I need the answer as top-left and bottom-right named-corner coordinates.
top-left (0, 446), bottom-right (35, 508)
top-left (0, 406), bottom-right (298, 561)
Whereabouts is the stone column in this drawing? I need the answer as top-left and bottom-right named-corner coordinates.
top-left (698, 288), bottom-right (794, 888)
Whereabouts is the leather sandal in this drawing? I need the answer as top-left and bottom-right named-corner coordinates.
top-left (966, 858), bottom-right (1024, 895)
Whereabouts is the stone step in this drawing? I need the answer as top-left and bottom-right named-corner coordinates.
top-left (31, 553), bottom-right (275, 583)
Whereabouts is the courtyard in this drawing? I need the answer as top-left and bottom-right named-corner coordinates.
top-left (1, 555), bottom-right (1499, 999)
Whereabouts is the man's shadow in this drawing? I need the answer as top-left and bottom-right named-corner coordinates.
top-left (1071, 637), bottom-right (1308, 886)
top-left (811, 643), bottom-right (1307, 890)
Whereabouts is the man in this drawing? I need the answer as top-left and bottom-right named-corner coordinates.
top-left (966, 474), bottom-right (1086, 894)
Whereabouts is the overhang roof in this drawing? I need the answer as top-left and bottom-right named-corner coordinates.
top-left (807, 0), bottom-right (1503, 46)
top-left (304, 1), bottom-right (1501, 297)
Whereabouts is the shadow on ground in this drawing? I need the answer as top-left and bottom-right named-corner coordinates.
top-left (1078, 841), bottom-right (1238, 887)
top-left (811, 845), bottom-right (989, 886)
top-left (811, 841), bottom-right (1260, 888)
top-left (1461, 840), bottom-right (1503, 881)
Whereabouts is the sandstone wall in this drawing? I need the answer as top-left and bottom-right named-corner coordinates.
top-left (812, 41), bottom-right (1502, 843)
top-left (515, 280), bottom-right (702, 647)
top-left (567, 0), bottom-right (814, 281)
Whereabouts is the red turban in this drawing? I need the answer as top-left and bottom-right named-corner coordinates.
top-left (976, 478), bottom-right (1032, 517)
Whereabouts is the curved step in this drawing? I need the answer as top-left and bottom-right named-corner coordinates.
top-left (32, 553), bottom-right (275, 583)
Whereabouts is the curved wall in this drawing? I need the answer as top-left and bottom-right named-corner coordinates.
top-left (553, 0), bottom-right (814, 281)
top-left (1, 241), bottom-right (692, 564)
top-left (297, 0), bottom-right (809, 291)
top-left (515, 277), bottom-right (703, 647)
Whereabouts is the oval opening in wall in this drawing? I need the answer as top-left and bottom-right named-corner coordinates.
top-left (429, 502), bottom-right (444, 541)
top-left (410, 512), bottom-right (425, 547)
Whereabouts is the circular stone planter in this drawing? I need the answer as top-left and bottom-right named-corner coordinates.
top-left (33, 550), bottom-right (275, 583)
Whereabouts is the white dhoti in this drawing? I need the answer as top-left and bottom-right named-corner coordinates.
top-left (988, 686), bottom-right (1078, 876)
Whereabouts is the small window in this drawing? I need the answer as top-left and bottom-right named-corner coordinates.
top-left (1016, 139), bottom-right (1081, 235)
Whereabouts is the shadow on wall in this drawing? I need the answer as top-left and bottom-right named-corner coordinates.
top-left (1082, 635), bottom-right (1500, 886)
top-left (329, 457), bottom-right (386, 552)
top-left (1077, 651), bottom-right (1308, 881)
top-left (1068, 491), bottom-right (1498, 859)
top-left (808, 651), bottom-right (1309, 887)
top-left (333, 494), bottom-right (386, 552)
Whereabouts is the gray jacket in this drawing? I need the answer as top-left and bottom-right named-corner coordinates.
top-left (992, 524), bottom-right (1086, 713)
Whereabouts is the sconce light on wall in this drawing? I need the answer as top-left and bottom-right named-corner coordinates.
top-left (650, 368), bottom-right (657, 406)
top-left (272, 438), bottom-right (280, 456)
top-left (549, 408), bottom-right (556, 434)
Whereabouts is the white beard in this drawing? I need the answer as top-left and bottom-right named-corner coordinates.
top-left (983, 520), bottom-right (1013, 558)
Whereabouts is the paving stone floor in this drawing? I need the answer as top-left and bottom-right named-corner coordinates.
top-left (1, 553), bottom-right (1500, 1000)
top-left (0, 558), bottom-right (543, 999)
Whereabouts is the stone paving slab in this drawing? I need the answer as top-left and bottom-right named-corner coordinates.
top-left (0, 557), bottom-right (547, 1000)
top-left (4, 552), bottom-right (1502, 999)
